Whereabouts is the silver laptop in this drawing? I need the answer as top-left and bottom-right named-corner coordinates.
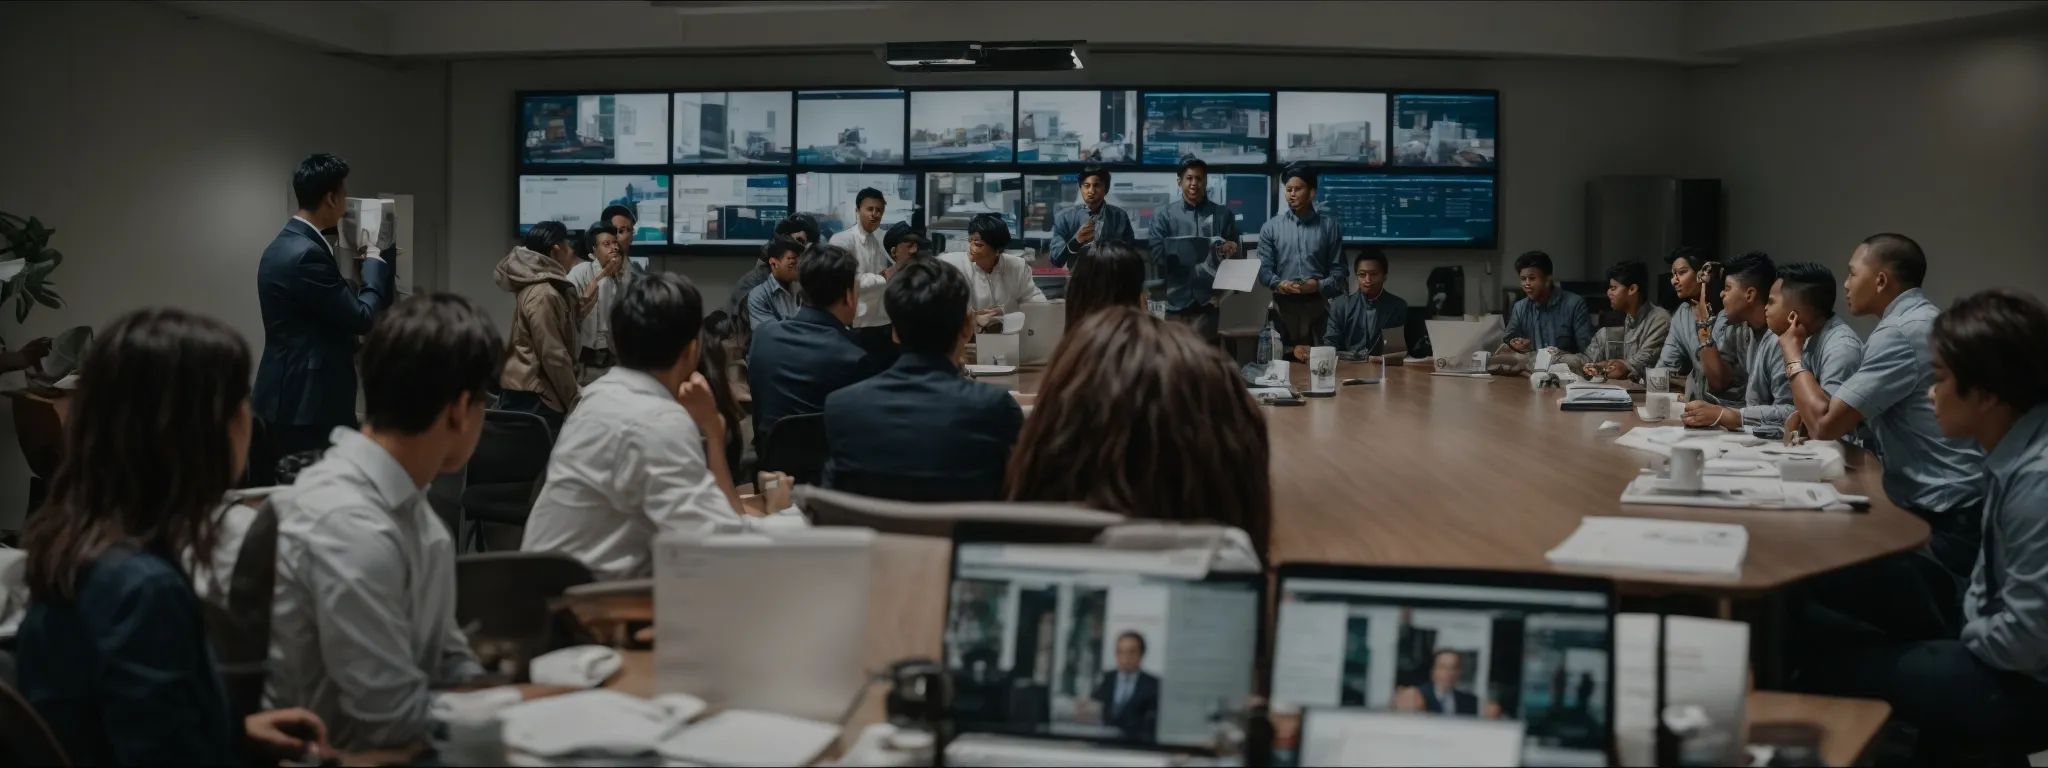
top-left (1425, 318), bottom-right (1503, 374)
top-left (1021, 301), bottom-right (1067, 366)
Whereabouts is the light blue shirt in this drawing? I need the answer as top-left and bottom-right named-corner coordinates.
top-left (1963, 405), bottom-right (2048, 682)
top-left (1654, 305), bottom-right (1749, 404)
top-left (745, 277), bottom-right (801, 330)
top-left (1113, 671), bottom-right (1137, 712)
top-left (1147, 197), bottom-right (1240, 312)
top-left (1833, 288), bottom-right (1986, 514)
top-left (1741, 315), bottom-right (1864, 429)
top-left (1256, 208), bottom-right (1346, 299)
top-left (1049, 202), bottom-right (1135, 269)
top-left (1504, 288), bottom-right (1595, 354)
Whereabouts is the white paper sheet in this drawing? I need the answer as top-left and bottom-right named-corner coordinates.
top-left (1301, 710), bottom-right (1525, 767)
top-left (656, 710), bottom-right (840, 766)
top-left (1212, 257), bottom-right (1261, 293)
top-left (1545, 516), bottom-right (1748, 575)
top-left (1614, 614), bottom-right (1749, 768)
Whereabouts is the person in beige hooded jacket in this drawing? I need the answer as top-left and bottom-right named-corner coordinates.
top-left (495, 221), bottom-right (583, 432)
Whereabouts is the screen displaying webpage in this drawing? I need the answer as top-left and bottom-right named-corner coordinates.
top-left (1272, 578), bottom-right (1611, 768)
top-left (521, 93), bottom-right (668, 165)
top-left (1142, 92), bottom-right (1272, 165)
top-left (1277, 91), bottom-right (1388, 165)
top-left (947, 543), bottom-right (1260, 750)
top-left (517, 175), bottom-right (671, 244)
top-left (795, 90), bottom-right (907, 166)
top-left (1392, 93), bottom-right (1498, 169)
top-left (673, 91), bottom-right (792, 165)
top-left (793, 172), bottom-right (916, 242)
top-left (670, 174), bottom-right (790, 244)
top-left (1017, 90), bottom-right (1137, 164)
top-left (910, 90), bottom-right (1017, 163)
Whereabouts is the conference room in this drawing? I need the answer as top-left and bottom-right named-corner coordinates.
top-left (3, 1), bottom-right (2048, 766)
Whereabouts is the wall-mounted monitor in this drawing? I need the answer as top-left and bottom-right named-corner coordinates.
top-left (518, 175), bottom-right (672, 244)
top-left (925, 172), bottom-right (1022, 246)
top-left (670, 174), bottom-right (791, 245)
top-left (1017, 90), bottom-right (1137, 164)
top-left (672, 91), bottom-right (792, 165)
top-left (1391, 93), bottom-right (1498, 168)
top-left (520, 93), bottom-right (669, 165)
top-left (1277, 91), bottom-right (1388, 166)
top-left (794, 172), bottom-right (918, 241)
top-left (1207, 173), bottom-right (1274, 242)
top-left (795, 90), bottom-right (907, 166)
top-left (1315, 174), bottom-right (1496, 245)
top-left (1099, 172), bottom-right (1178, 239)
top-left (910, 91), bottom-right (1016, 164)
top-left (1141, 92), bottom-right (1272, 165)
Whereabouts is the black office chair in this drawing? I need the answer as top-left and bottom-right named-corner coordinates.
top-left (758, 413), bottom-right (829, 487)
top-left (199, 503), bottom-right (278, 727)
top-left (828, 468), bottom-right (1004, 503)
top-left (460, 409), bottom-right (556, 553)
top-left (0, 676), bottom-right (69, 767)
top-left (240, 415), bottom-right (278, 489)
top-left (454, 552), bottom-right (594, 679)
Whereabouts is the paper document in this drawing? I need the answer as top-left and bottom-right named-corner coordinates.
top-left (657, 710), bottom-right (840, 766)
top-left (999, 311), bottom-right (1026, 334)
top-left (1545, 516), bottom-right (1748, 575)
top-left (1212, 258), bottom-right (1261, 293)
top-left (1301, 710), bottom-right (1525, 767)
top-left (1618, 474), bottom-right (1849, 511)
top-left (1614, 614), bottom-right (1749, 767)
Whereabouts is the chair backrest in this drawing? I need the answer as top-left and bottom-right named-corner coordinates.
top-left (240, 414), bottom-right (277, 489)
top-left (199, 503), bottom-right (278, 725)
top-left (427, 468), bottom-right (468, 548)
top-left (468, 410), bottom-right (555, 487)
top-left (758, 412), bottom-right (829, 486)
top-left (829, 469), bottom-right (1004, 504)
top-left (454, 552), bottom-right (595, 676)
top-left (0, 676), bottom-right (69, 767)
top-left (1216, 290), bottom-right (1270, 338)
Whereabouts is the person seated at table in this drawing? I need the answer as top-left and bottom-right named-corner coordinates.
top-left (1571, 260), bottom-right (1669, 379)
top-left (823, 259), bottom-right (1023, 500)
top-left (524, 274), bottom-right (747, 581)
top-left (1799, 289), bottom-right (2048, 762)
top-left (1678, 251), bottom-right (1772, 423)
top-left (748, 244), bottom-right (882, 443)
top-left (1653, 246), bottom-right (1746, 403)
top-left (1065, 240), bottom-right (1149, 332)
top-left (744, 236), bottom-right (805, 331)
top-left (884, 221), bottom-right (929, 266)
top-left (730, 212), bottom-right (820, 311)
top-left (1685, 262), bottom-right (1862, 432)
top-left (17, 308), bottom-right (332, 765)
top-left (1497, 250), bottom-right (1594, 369)
top-left (1294, 248), bottom-right (1407, 362)
top-left (942, 213), bottom-right (1047, 331)
top-left (267, 295), bottom-right (506, 752)
top-left (1006, 307), bottom-right (1271, 560)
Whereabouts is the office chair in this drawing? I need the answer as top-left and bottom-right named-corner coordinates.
top-left (758, 413), bottom-right (829, 487)
top-left (460, 409), bottom-right (555, 553)
top-left (199, 502), bottom-right (277, 726)
top-left (827, 468), bottom-right (1005, 503)
top-left (0, 676), bottom-right (69, 767)
top-left (454, 551), bottom-right (594, 679)
top-left (239, 415), bottom-right (278, 489)
top-left (427, 469), bottom-right (468, 551)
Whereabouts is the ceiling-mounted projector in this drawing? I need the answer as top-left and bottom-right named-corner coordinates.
top-left (884, 41), bottom-right (1084, 73)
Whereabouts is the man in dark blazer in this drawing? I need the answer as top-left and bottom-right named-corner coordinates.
top-left (1090, 631), bottom-right (1161, 743)
top-left (1418, 649), bottom-right (1480, 716)
top-left (255, 154), bottom-right (397, 459)
top-left (747, 243), bottom-right (879, 441)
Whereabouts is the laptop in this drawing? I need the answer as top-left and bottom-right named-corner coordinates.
top-left (1271, 565), bottom-right (1617, 768)
top-left (1020, 301), bottom-right (1067, 366)
top-left (1425, 319), bottom-right (1504, 375)
top-left (941, 538), bottom-right (1265, 761)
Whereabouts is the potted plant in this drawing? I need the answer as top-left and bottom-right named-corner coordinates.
top-left (0, 210), bottom-right (65, 347)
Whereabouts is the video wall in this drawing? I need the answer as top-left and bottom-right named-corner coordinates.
top-left (515, 87), bottom-right (1499, 253)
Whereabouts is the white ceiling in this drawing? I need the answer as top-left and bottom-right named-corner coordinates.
top-left (163, 0), bottom-right (2048, 64)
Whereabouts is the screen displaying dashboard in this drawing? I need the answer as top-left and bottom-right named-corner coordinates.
top-left (517, 175), bottom-right (671, 243)
top-left (670, 175), bottom-right (790, 244)
top-left (794, 172), bottom-right (918, 241)
top-left (1142, 92), bottom-right (1273, 165)
top-left (1314, 174), bottom-right (1496, 246)
top-left (673, 91), bottom-right (792, 165)
top-left (521, 94), bottom-right (668, 165)
top-left (796, 90), bottom-right (907, 166)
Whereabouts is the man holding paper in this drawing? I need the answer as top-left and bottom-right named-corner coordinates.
top-left (1148, 158), bottom-right (1243, 341)
top-left (1260, 164), bottom-right (1347, 351)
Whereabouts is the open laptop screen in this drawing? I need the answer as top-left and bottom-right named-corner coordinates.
top-left (1273, 567), bottom-right (1615, 767)
top-left (945, 542), bottom-right (1262, 750)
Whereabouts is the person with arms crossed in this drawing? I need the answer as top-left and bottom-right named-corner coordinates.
top-left (828, 188), bottom-right (899, 360)
top-left (748, 244), bottom-right (882, 441)
top-left (823, 259), bottom-right (1024, 501)
top-left (1685, 262), bottom-right (1862, 432)
top-left (1800, 290), bottom-right (2048, 763)
top-left (744, 236), bottom-right (806, 331)
top-left (1574, 260), bottom-right (1670, 380)
top-left (1147, 158), bottom-right (1243, 342)
top-left (1087, 632), bottom-right (1161, 743)
top-left (494, 221), bottom-right (584, 433)
top-left (941, 213), bottom-right (1047, 329)
top-left (566, 222), bottom-right (638, 384)
top-left (1651, 247), bottom-right (1745, 403)
top-left (1260, 164), bottom-right (1347, 352)
top-left (1498, 250), bottom-right (1594, 366)
top-left (1296, 248), bottom-right (1407, 362)
top-left (731, 213), bottom-right (821, 311)
top-left (1049, 165), bottom-right (1135, 269)
top-left (256, 153), bottom-right (398, 458)
top-left (19, 309), bottom-right (331, 765)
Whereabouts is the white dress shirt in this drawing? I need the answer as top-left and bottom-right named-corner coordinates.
top-left (266, 428), bottom-right (483, 752)
top-left (521, 367), bottom-right (744, 580)
top-left (830, 226), bottom-right (892, 328)
top-left (939, 251), bottom-right (1047, 315)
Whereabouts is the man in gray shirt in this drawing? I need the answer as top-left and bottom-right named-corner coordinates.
top-left (1690, 262), bottom-right (1863, 433)
top-left (1260, 164), bottom-right (1347, 350)
top-left (744, 236), bottom-right (805, 331)
top-left (1500, 250), bottom-right (1594, 359)
top-left (1050, 165), bottom-right (1135, 269)
top-left (1293, 249), bottom-right (1407, 362)
top-left (1678, 252), bottom-right (1770, 415)
top-left (1654, 247), bottom-right (1748, 403)
top-left (1147, 158), bottom-right (1243, 341)
top-left (1799, 289), bottom-right (2048, 758)
top-left (1572, 260), bottom-right (1670, 379)
top-left (267, 295), bottom-right (503, 752)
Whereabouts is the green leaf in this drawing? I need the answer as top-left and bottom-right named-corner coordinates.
top-left (37, 248), bottom-right (62, 266)
top-left (32, 287), bottom-right (61, 310)
top-left (14, 296), bottom-right (29, 323)
top-left (0, 279), bottom-right (12, 305)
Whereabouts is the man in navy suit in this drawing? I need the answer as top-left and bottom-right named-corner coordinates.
top-left (747, 243), bottom-right (880, 441)
top-left (1089, 632), bottom-right (1161, 743)
top-left (255, 154), bottom-right (397, 459)
top-left (1417, 650), bottom-right (1480, 716)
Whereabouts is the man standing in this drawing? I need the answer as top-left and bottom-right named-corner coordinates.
top-left (1573, 261), bottom-right (1670, 379)
top-left (828, 188), bottom-right (897, 359)
top-left (1148, 159), bottom-right (1242, 341)
top-left (1260, 164), bottom-right (1347, 351)
top-left (567, 222), bottom-right (637, 385)
top-left (601, 204), bottom-right (639, 260)
top-left (1089, 632), bottom-right (1160, 743)
top-left (1296, 249), bottom-right (1406, 362)
top-left (255, 153), bottom-right (397, 458)
top-left (1049, 165), bottom-right (1135, 269)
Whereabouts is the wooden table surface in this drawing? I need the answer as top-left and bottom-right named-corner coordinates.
top-left (984, 359), bottom-right (1928, 596)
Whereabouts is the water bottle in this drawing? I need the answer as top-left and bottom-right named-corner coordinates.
top-left (1255, 323), bottom-right (1274, 367)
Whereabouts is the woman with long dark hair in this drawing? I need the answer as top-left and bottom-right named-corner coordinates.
top-left (17, 308), bottom-right (329, 764)
top-left (1063, 240), bottom-right (1149, 332)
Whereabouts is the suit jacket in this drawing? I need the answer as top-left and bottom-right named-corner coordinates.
top-left (1419, 683), bottom-right (1479, 716)
top-left (747, 306), bottom-right (879, 440)
top-left (821, 352), bottom-right (1023, 500)
top-left (253, 218), bottom-right (394, 428)
top-left (1090, 670), bottom-right (1160, 743)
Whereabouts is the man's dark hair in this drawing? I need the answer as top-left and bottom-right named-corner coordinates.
top-left (1117, 631), bottom-right (1148, 655)
top-left (1606, 260), bottom-right (1649, 292)
top-left (600, 204), bottom-right (637, 225)
top-left (1776, 262), bottom-right (1838, 318)
top-left (775, 212), bottom-right (821, 244)
top-left (1860, 232), bottom-right (1928, 288)
top-left (883, 222), bottom-right (926, 253)
top-left (1726, 250), bottom-right (1777, 291)
top-left (798, 244), bottom-right (860, 309)
top-left (522, 221), bottom-right (572, 256)
top-left (855, 187), bottom-right (886, 209)
top-left (761, 235), bottom-right (804, 265)
top-left (292, 153), bottom-right (350, 211)
top-left (361, 294), bottom-right (506, 434)
top-left (967, 213), bottom-right (1012, 251)
top-left (1666, 245), bottom-right (1707, 267)
top-left (1281, 163), bottom-right (1317, 189)
top-left (584, 222), bottom-right (620, 259)
top-left (612, 272), bottom-right (706, 371)
top-left (1354, 248), bottom-right (1389, 272)
top-left (1176, 157), bottom-right (1208, 179)
top-left (1932, 289), bottom-right (2048, 412)
top-left (1513, 250), bottom-right (1553, 275)
top-left (884, 259), bottom-right (970, 357)
top-left (1078, 165), bottom-right (1111, 188)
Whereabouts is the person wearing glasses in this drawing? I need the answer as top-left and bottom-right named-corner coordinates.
top-left (1294, 248), bottom-right (1408, 362)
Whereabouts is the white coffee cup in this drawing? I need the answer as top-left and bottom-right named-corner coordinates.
top-left (1669, 446), bottom-right (1705, 492)
top-left (1643, 392), bottom-right (1672, 420)
top-left (1646, 367), bottom-right (1672, 394)
top-left (1778, 455), bottom-right (1825, 483)
top-left (1269, 360), bottom-right (1290, 382)
top-left (1309, 346), bottom-right (1338, 393)
top-left (1471, 350), bottom-right (1489, 371)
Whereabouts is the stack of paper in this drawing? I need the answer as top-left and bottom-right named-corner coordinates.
top-left (1545, 516), bottom-right (1748, 575)
top-left (498, 689), bottom-right (705, 762)
top-left (1619, 474), bottom-right (1851, 511)
top-left (1614, 615), bottom-right (1750, 768)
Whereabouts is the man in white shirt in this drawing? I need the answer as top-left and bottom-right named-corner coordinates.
top-left (566, 222), bottom-right (640, 384)
top-left (940, 213), bottom-right (1047, 329)
top-left (827, 187), bottom-right (898, 363)
top-left (266, 294), bottom-right (501, 752)
top-left (522, 272), bottom-right (748, 581)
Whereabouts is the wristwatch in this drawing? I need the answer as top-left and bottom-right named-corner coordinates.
top-left (1785, 360), bottom-right (1808, 379)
